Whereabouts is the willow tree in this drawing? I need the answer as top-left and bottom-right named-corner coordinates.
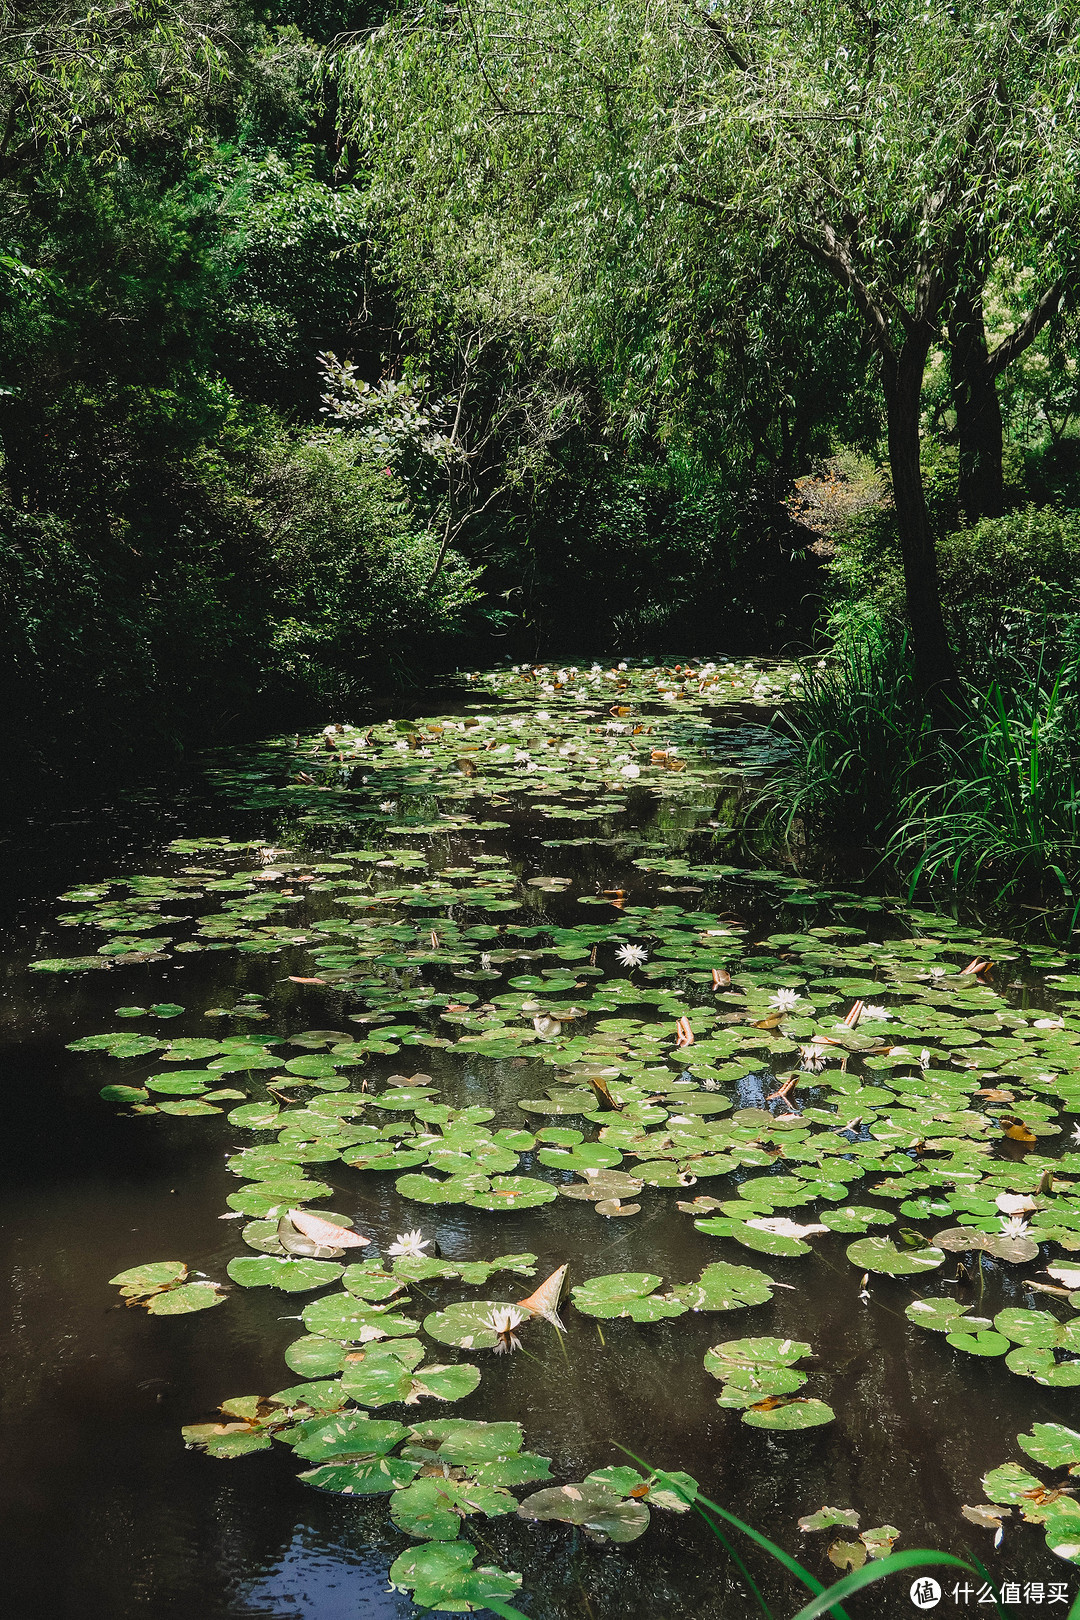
top-left (0, 0), bottom-right (237, 183)
top-left (336, 0), bottom-right (1080, 700)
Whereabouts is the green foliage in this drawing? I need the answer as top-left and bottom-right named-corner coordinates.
top-left (264, 430), bottom-right (482, 703)
top-left (768, 614), bottom-right (928, 852)
top-left (828, 504), bottom-right (1080, 682)
top-left (769, 607), bottom-right (1080, 926)
top-left (891, 656), bottom-right (1080, 918)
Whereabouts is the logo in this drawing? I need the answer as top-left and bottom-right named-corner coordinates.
top-left (909, 1578), bottom-right (942, 1610)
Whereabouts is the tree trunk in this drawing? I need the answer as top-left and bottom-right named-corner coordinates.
top-left (950, 284), bottom-right (1004, 523)
top-left (882, 336), bottom-right (959, 709)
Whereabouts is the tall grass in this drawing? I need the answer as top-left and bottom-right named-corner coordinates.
top-left (891, 661), bottom-right (1080, 924)
top-left (768, 611), bottom-right (929, 856)
top-left (767, 611), bottom-right (1080, 930)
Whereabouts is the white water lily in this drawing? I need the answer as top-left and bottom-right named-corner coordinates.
top-left (769, 988), bottom-right (803, 1011)
top-left (387, 1230), bottom-right (430, 1259)
top-left (1072, 1124), bottom-right (1080, 1146)
top-left (615, 943), bottom-right (648, 968)
top-left (998, 1215), bottom-right (1031, 1240)
top-left (919, 1048), bottom-right (931, 1069)
top-left (798, 1042), bottom-right (828, 1072)
top-left (485, 1305), bottom-right (526, 1354)
top-left (379, 800), bottom-right (397, 813)
top-left (620, 763), bottom-right (641, 779)
top-left (861, 1004), bottom-right (891, 1021)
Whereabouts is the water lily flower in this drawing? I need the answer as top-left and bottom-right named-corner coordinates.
top-left (620, 764), bottom-right (641, 779)
top-left (1072, 1124), bottom-right (1080, 1146)
top-left (999, 1215), bottom-right (1031, 1240)
top-left (485, 1305), bottom-right (526, 1355)
top-left (379, 800), bottom-right (397, 813)
top-left (769, 988), bottom-right (803, 1012)
top-left (616, 943), bottom-right (648, 968)
top-left (798, 1043), bottom-right (828, 1072)
top-left (861, 1004), bottom-right (891, 1021)
top-left (387, 1230), bottom-right (430, 1259)
top-left (1034, 1017), bottom-right (1064, 1030)
top-left (918, 1048), bottom-right (931, 1069)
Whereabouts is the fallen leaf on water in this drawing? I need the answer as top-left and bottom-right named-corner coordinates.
top-left (996, 1193), bottom-right (1037, 1216)
top-left (288, 976), bottom-right (327, 985)
top-left (518, 1265), bottom-right (569, 1330)
top-left (287, 1210), bottom-right (370, 1249)
top-left (746, 1217), bottom-right (828, 1240)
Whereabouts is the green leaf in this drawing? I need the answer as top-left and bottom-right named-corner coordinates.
top-left (517, 1482), bottom-right (650, 1542)
top-left (571, 1271), bottom-right (686, 1321)
top-left (1017, 1423), bottom-right (1080, 1471)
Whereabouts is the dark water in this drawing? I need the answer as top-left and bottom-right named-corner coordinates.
top-left (0, 712), bottom-right (1076, 1620)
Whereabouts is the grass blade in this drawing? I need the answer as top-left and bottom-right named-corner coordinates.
top-left (785, 1550), bottom-right (975, 1620)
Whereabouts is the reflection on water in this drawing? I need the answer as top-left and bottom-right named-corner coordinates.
top-left (237, 1528), bottom-right (409, 1618)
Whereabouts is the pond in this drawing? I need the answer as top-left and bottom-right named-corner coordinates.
top-left (3, 657), bottom-right (1080, 1620)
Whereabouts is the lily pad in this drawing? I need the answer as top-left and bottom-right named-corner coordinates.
top-left (423, 1302), bottom-right (518, 1352)
top-left (226, 1256), bottom-right (344, 1292)
top-left (517, 1482), bottom-right (650, 1543)
top-left (741, 1398), bottom-right (836, 1430)
top-left (671, 1261), bottom-right (778, 1312)
top-left (1017, 1423), bottom-right (1080, 1471)
top-left (571, 1273), bottom-right (686, 1322)
top-left (846, 1237), bottom-right (946, 1276)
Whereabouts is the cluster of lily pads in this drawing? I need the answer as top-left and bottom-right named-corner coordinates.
top-left (797, 1505), bottom-right (900, 1572)
top-left (35, 658), bottom-right (1080, 1604)
top-left (964, 1422), bottom-right (1080, 1565)
top-left (704, 1335), bottom-right (834, 1429)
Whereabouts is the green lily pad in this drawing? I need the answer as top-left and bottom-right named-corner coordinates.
top-left (226, 1256), bottom-right (344, 1292)
top-left (299, 1456), bottom-right (421, 1494)
top-left (110, 1260), bottom-right (188, 1297)
top-left (146, 1282), bottom-right (226, 1314)
top-left (181, 1423), bottom-right (273, 1459)
top-left (390, 1476), bottom-right (518, 1540)
top-left (846, 1237), bottom-right (946, 1276)
top-left (468, 1175), bottom-right (558, 1211)
top-left (387, 1540), bottom-right (522, 1609)
top-left (288, 1412), bottom-right (407, 1463)
top-left (517, 1482), bottom-right (650, 1543)
top-left (571, 1272), bottom-right (686, 1322)
top-left (741, 1398), bottom-right (835, 1430)
top-left (1017, 1423), bottom-right (1080, 1470)
top-left (404, 1419), bottom-right (526, 1464)
top-left (946, 1330), bottom-right (1011, 1357)
top-left (301, 1291), bottom-right (418, 1341)
top-left (671, 1261), bottom-right (777, 1312)
top-left (396, 1173), bottom-right (491, 1205)
top-left (422, 1302), bottom-right (518, 1352)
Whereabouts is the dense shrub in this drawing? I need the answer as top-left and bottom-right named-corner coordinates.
top-left (827, 503), bottom-right (1080, 679)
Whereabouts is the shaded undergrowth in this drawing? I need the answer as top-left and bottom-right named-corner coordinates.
top-left (764, 614), bottom-right (1080, 935)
